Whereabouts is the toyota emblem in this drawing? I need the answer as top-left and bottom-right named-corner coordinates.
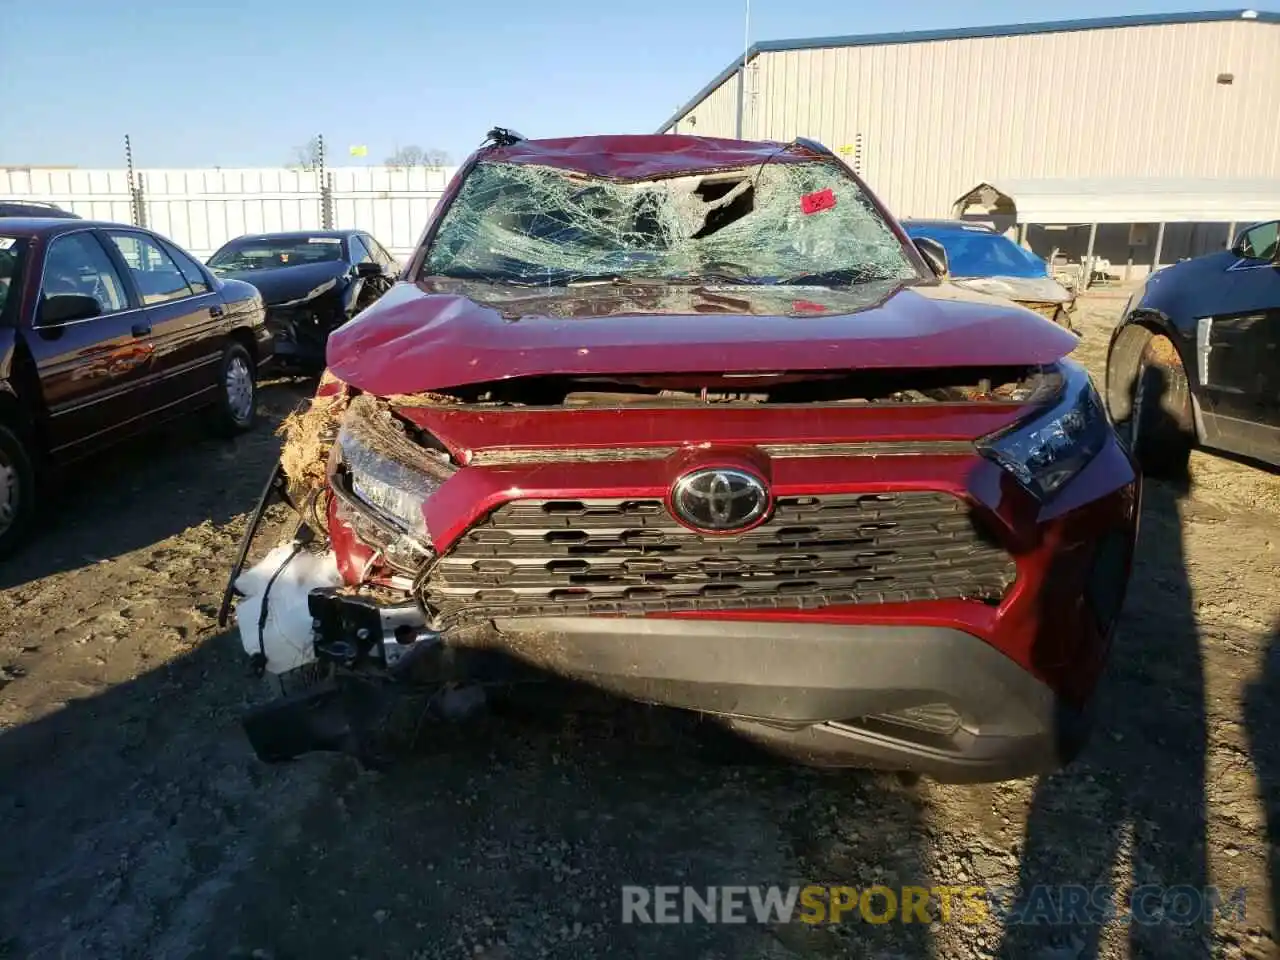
top-left (671, 468), bottom-right (769, 532)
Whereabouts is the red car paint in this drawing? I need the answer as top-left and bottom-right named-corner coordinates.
top-left (479, 134), bottom-right (826, 180)
top-left (326, 281), bottom-right (1077, 397)
top-left (325, 432), bottom-right (1136, 708)
top-left (314, 134), bottom-right (1140, 776)
top-left (394, 403), bottom-right (1030, 463)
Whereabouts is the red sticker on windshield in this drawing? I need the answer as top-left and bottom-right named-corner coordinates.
top-left (793, 300), bottom-right (827, 313)
top-left (801, 188), bottom-right (836, 215)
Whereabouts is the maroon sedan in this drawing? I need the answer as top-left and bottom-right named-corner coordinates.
top-left (229, 132), bottom-right (1140, 784)
top-left (0, 218), bottom-right (273, 556)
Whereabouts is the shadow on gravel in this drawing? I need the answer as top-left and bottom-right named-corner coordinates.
top-left (0, 640), bottom-right (943, 959)
top-left (0, 381), bottom-right (309, 591)
top-left (0, 632), bottom-right (311, 960)
top-left (1245, 619), bottom-right (1280, 936)
top-left (999, 370), bottom-right (1210, 958)
top-left (193, 682), bottom-right (942, 960)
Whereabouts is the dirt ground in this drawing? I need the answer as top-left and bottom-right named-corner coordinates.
top-left (2, 293), bottom-right (1280, 960)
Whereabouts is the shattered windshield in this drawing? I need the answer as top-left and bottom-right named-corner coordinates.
top-left (422, 160), bottom-right (919, 287)
top-left (208, 237), bottom-right (345, 272)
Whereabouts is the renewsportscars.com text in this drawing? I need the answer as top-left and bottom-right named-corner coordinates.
top-left (620, 884), bottom-right (1247, 926)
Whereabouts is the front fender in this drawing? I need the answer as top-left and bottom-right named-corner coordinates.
top-left (340, 277), bottom-right (364, 317)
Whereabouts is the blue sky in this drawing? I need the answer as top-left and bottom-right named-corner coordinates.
top-left (2, 0), bottom-right (1274, 168)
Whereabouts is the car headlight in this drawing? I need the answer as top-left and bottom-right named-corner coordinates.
top-left (334, 421), bottom-right (444, 547)
top-left (976, 361), bottom-right (1111, 501)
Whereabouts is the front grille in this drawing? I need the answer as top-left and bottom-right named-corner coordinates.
top-left (421, 493), bottom-right (1016, 626)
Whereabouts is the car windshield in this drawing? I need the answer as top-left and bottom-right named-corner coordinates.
top-left (915, 228), bottom-right (1049, 279)
top-left (0, 237), bottom-right (26, 324)
top-left (422, 159), bottom-right (919, 287)
top-left (208, 237), bottom-right (345, 272)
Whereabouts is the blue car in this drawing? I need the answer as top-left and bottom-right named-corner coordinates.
top-left (902, 219), bottom-right (1076, 330)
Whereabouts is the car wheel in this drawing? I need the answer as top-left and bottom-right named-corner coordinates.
top-left (0, 423), bottom-right (37, 560)
top-left (209, 342), bottom-right (258, 436)
top-left (1127, 335), bottom-right (1193, 477)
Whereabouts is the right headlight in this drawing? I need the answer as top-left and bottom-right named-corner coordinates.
top-left (976, 360), bottom-right (1112, 502)
top-left (329, 397), bottom-right (456, 565)
top-left (336, 423), bottom-right (441, 543)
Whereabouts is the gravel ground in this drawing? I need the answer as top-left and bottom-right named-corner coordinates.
top-left (2, 294), bottom-right (1280, 960)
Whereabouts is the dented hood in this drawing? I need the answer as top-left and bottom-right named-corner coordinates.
top-left (324, 279), bottom-right (1078, 396)
top-left (951, 275), bottom-right (1073, 305)
top-left (211, 261), bottom-right (350, 306)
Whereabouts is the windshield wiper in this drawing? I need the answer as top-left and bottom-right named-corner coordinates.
top-left (777, 269), bottom-right (903, 287)
top-left (432, 268), bottom-right (565, 287)
top-left (564, 274), bottom-right (651, 287)
top-left (663, 272), bottom-right (771, 286)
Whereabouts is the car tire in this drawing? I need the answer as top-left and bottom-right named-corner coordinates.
top-left (208, 342), bottom-right (258, 436)
top-left (0, 422), bottom-right (37, 561)
top-left (1127, 335), bottom-right (1193, 478)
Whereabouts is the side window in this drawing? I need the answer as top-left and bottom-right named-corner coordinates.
top-left (347, 235), bottom-right (373, 265)
top-left (40, 232), bottom-right (130, 317)
top-left (369, 236), bottom-right (397, 270)
top-left (105, 231), bottom-right (194, 305)
top-left (1240, 221), bottom-right (1279, 261)
top-left (160, 239), bottom-right (211, 294)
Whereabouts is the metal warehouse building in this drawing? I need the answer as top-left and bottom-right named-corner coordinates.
top-left (657, 9), bottom-right (1280, 276)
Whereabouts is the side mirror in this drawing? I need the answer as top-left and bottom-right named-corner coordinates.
top-left (39, 293), bottom-right (101, 326)
top-left (1231, 220), bottom-right (1280, 261)
top-left (354, 261), bottom-right (383, 279)
top-left (913, 237), bottom-right (950, 279)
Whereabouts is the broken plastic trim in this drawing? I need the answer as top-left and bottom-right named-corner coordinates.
top-left (217, 461), bottom-right (290, 629)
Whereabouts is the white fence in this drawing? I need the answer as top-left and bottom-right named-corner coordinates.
top-left (0, 165), bottom-right (460, 261)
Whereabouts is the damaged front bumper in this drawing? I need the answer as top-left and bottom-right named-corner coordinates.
top-left (240, 587), bottom-right (540, 768)
top-left (238, 581), bottom-right (1089, 783)
top-left (263, 304), bottom-right (345, 369)
top-left (218, 471), bottom-right (528, 767)
top-left (220, 453), bottom-right (1087, 785)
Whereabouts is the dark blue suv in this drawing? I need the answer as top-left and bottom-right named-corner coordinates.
top-left (1105, 218), bottom-right (1280, 475)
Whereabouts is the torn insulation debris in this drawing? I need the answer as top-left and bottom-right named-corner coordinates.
top-left (278, 390), bottom-right (348, 498)
top-left (235, 544), bottom-right (344, 675)
top-left (424, 160), bottom-right (917, 286)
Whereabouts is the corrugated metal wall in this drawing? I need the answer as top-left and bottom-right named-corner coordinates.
top-left (672, 73), bottom-right (740, 136)
top-left (677, 19), bottom-right (1280, 218)
top-left (0, 166), bottom-right (456, 260)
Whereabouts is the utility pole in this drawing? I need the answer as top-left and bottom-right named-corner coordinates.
top-left (124, 134), bottom-right (145, 227)
top-left (735, 0), bottom-right (750, 138)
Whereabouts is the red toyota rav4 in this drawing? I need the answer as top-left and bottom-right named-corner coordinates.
top-left (223, 131), bottom-right (1140, 783)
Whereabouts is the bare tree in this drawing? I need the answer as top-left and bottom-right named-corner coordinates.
top-left (423, 148), bottom-right (452, 171)
top-left (385, 145), bottom-right (452, 170)
top-left (289, 136), bottom-right (323, 171)
top-left (385, 145), bottom-right (426, 169)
